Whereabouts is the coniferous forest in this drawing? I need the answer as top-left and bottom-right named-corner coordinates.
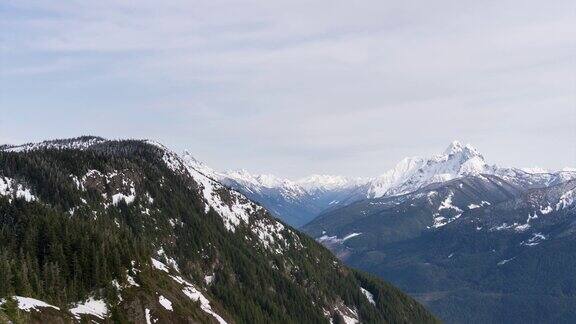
top-left (0, 137), bottom-right (439, 323)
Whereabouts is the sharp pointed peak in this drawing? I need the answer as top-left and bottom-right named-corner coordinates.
top-left (443, 140), bottom-right (480, 157)
top-left (444, 140), bottom-right (463, 153)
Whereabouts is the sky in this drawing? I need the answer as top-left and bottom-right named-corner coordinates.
top-left (1, 0), bottom-right (575, 178)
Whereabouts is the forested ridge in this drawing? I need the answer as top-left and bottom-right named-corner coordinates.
top-left (0, 138), bottom-right (439, 323)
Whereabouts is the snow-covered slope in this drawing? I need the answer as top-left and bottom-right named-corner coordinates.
top-left (217, 171), bottom-right (319, 227)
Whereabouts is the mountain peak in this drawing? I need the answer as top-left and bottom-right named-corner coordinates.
top-left (368, 141), bottom-right (487, 198)
top-left (444, 140), bottom-right (464, 155)
top-left (443, 140), bottom-right (480, 157)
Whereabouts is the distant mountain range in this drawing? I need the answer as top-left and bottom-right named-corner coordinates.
top-left (176, 152), bottom-right (369, 227)
top-left (192, 141), bottom-right (575, 228)
top-left (300, 143), bottom-right (576, 323)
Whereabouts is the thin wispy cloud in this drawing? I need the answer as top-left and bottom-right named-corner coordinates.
top-left (1, 0), bottom-right (574, 177)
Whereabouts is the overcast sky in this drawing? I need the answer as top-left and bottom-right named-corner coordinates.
top-left (1, 0), bottom-right (574, 178)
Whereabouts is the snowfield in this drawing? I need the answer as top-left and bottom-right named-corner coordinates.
top-left (70, 297), bottom-right (108, 319)
top-left (0, 296), bottom-right (60, 312)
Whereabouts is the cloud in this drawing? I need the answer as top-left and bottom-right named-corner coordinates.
top-left (1, 0), bottom-right (574, 177)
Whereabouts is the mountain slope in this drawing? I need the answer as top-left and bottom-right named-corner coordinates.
top-left (0, 137), bottom-right (438, 323)
top-left (304, 172), bottom-right (576, 323)
top-left (217, 169), bottom-right (322, 228)
top-left (219, 171), bottom-right (366, 228)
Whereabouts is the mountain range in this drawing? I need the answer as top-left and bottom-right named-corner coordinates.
top-left (3, 136), bottom-right (574, 323)
top-left (184, 140), bottom-right (576, 323)
top-left (206, 141), bottom-right (575, 228)
top-left (0, 137), bottom-right (438, 323)
top-left (300, 144), bottom-right (576, 323)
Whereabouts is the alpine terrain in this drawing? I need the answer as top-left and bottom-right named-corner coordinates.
top-left (0, 137), bottom-right (439, 324)
top-left (303, 142), bottom-right (576, 323)
top-left (208, 166), bottom-right (367, 228)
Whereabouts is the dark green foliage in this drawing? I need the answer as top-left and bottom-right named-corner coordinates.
top-left (0, 139), bottom-right (438, 323)
top-left (0, 297), bottom-right (28, 323)
top-left (0, 196), bottom-right (146, 304)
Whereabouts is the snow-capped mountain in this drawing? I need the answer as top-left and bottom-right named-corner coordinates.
top-left (304, 172), bottom-right (576, 323)
top-left (217, 172), bottom-right (320, 227)
top-left (367, 141), bottom-right (488, 198)
top-left (364, 140), bottom-right (575, 200)
top-left (297, 142), bottom-right (576, 323)
top-left (209, 141), bottom-right (498, 227)
top-left (166, 156), bottom-right (369, 227)
top-left (221, 169), bottom-right (308, 201)
top-left (218, 172), bottom-right (371, 227)
top-left (170, 140), bottom-right (575, 228)
top-left (295, 175), bottom-right (368, 194)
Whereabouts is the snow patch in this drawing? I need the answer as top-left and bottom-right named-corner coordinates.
top-left (296, 174), bottom-right (368, 193)
top-left (438, 192), bottom-right (462, 212)
top-left (0, 296), bottom-right (60, 312)
top-left (0, 177), bottom-right (37, 203)
top-left (521, 233), bottom-right (547, 246)
top-left (432, 213), bottom-right (461, 228)
top-left (70, 297), bottom-right (108, 319)
top-left (491, 223), bottom-right (517, 231)
top-left (360, 287), bottom-right (375, 305)
top-left (540, 206), bottom-right (553, 215)
top-left (318, 232), bottom-right (362, 244)
top-left (497, 257), bottom-right (516, 266)
top-left (126, 273), bottom-right (139, 287)
top-left (151, 258), bottom-right (169, 273)
top-left (157, 248), bottom-right (179, 272)
top-left (158, 296), bottom-right (173, 311)
top-left (204, 274), bottom-right (215, 285)
top-left (342, 233), bottom-right (362, 241)
top-left (145, 308), bottom-right (153, 324)
top-left (170, 274), bottom-right (228, 324)
top-left (251, 219), bottom-right (286, 253)
top-left (111, 176), bottom-right (136, 205)
top-left (556, 189), bottom-right (575, 211)
top-left (112, 190), bottom-right (136, 206)
top-left (341, 313), bottom-right (359, 324)
top-left (514, 223), bottom-right (531, 232)
top-left (336, 306), bottom-right (359, 324)
top-left (468, 201), bottom-right (490, 210)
